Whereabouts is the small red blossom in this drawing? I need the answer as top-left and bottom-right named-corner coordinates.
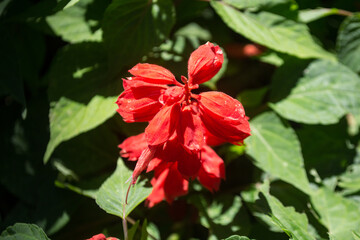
top-left (116, 42), bottom-right (250, 204)
top-left (86, 233), bottom-right (119, 240)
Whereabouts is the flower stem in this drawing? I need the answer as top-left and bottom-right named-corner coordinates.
top-left (122, 204), bottom-right (128, 240)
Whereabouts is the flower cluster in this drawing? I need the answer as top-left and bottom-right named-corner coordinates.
top-left (116, 42), bottom-right (250, 207)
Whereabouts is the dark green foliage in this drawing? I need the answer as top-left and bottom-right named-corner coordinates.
top-left (1, 0), bottom-right (360, 239)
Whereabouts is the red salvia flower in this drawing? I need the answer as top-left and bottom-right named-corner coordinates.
top-left (86, 233), bottom-right (119, 240)
top-left (118, 133), bottom-right (225, 207)
top-left (116, 42), bottom-right (250, 204)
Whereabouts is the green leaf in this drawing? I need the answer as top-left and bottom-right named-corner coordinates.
top-left (260, 182), bottom-right (316, 240)
top-left (146, 222), bottom-right (160, 240)
top-left (238, 87), bottom-right (268, 108)
top-left (103, 0), bottom-right (175, 74)
top-left (44, 43), bottom-right (121, 163)
top-left (95, 158), bottom-right (152, 219)
top-left (223, 0), bottom-right (291, 10)
top-left (46, 0), bottom-right (102, 43)
top-left (63, 0), bottom-right (80, 9)
top-left (339, 161), bottom-right (360, 194)
top-left (190, 194), bottom-right (250, 239)
top-left (44, 95), bottom-right (117, 163)
top-left (272, 60), bottom-right (360, 125)
top-left (140, 219), bottom-right (148, 240)
top-left (224, 236), bottom-right (251, 240)
top-left (310, 187), bottom-right (360, 240)
top-left (245, 111), bottom-right (311, 194)
top-left (297, 121), bottom-right (355, 179)
top-left (298, 8), bottom-right (341, 23)
top-left (128, 220), bottom-right (140, 240)
top-left (211, 1), bottom-right (334, 60)
top-left (337, 14), bottom-right (360, 74)
top-left (0, 223), bottom-right (50, 240)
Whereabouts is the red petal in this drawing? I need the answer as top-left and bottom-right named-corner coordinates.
top-left (146, 167), bottom-right (168, 207)
top-left (145, 104), bottom-right (180, 146)
top-left (131, 147), bottom-right (157, 184)
top-left (176, 146), bottom-right (201, 178)
top-left (86, 234), bottom-right (106, 240)
top-left (116, 79), bottom-right (166, 122)
top-left (146, 157), bottom-right (163, 172)
top-left (177, 105), bottom-right (204, 151)
top-left (164, 163), bottom-right (188, 203)
top-left (188, 42), bottom-right (224, 85)
top-left (159, 86), bottom-right (185, 106)
top-left (198, 145), bottom-right (225, 192)
top-left (198, 91), bottom-right (250, 143)
top-left (129, 63), bottom-right (176, 85)
top-left (146, 162), bottom-right (189, 207)
top-left (118, 133), bottom-right (147, 161)
top-left (204, 127), bottom-right (226, 146)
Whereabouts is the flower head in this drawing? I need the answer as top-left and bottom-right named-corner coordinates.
top-left (119, 133), bottom-right (225, 207)
top-left (116, 42), bottom-right (250, 204)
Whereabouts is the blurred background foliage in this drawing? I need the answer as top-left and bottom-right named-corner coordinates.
top-left (1, 0), bottom-right (360, 239)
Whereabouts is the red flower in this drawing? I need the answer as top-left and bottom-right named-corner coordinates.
top-left (116, 42), bottom-right (250, 186)
top-left (86, 234), bottom-right (119, 240)
top-left (119, 133), bottom-right (225, 207)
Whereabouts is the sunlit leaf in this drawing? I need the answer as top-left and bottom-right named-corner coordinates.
top-left (96, 158), bottom-right (152, 219)
top-left (224, 236), bottom-right (251, 240)
top-left (46, 0), bottom-right (102, 43)
top-left (272, 60), bottom-right (360, 125)
top-left (337, 14), bottom-right (360, 74)
top-left (211, 1), bottom-right (334, 60)
top-left (311, 187), bottom-right (360, 240)
top-left (223, 0), bottom-right (291, 10)
top-left (339, 144), bottom-right (360, 194)
top-left (298, 8), bottom-right (341, 23)
top-left (44, 43), bottom-right (121, 163)
top-left (260, 181), bottom-right (316, 240)
top-left (245, 111), bottom-right (311, 194)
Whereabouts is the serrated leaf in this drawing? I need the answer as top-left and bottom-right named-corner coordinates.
top-left (0, 223), bottom-right (50, 240)
top-left (260, 182), bottom-right (316, 240)
top-left (103, 0), bottom-right (175, 74)
top-left (95, 159), bottom-right (152, 219)
top-left (311, 187), bottom-right (360, 240)
top-left (272, 60), bottom-right (360, 125)
top-left (44, 43), bottom-right (122, 163)
top-left (211, 1), bottom-right (334, 60)
top-left (46, 0), bottom-right (102, 43)
top-left (337, 14), bottom-right (360, 74)
top-left (245, 111), bottom-right (311, 194)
